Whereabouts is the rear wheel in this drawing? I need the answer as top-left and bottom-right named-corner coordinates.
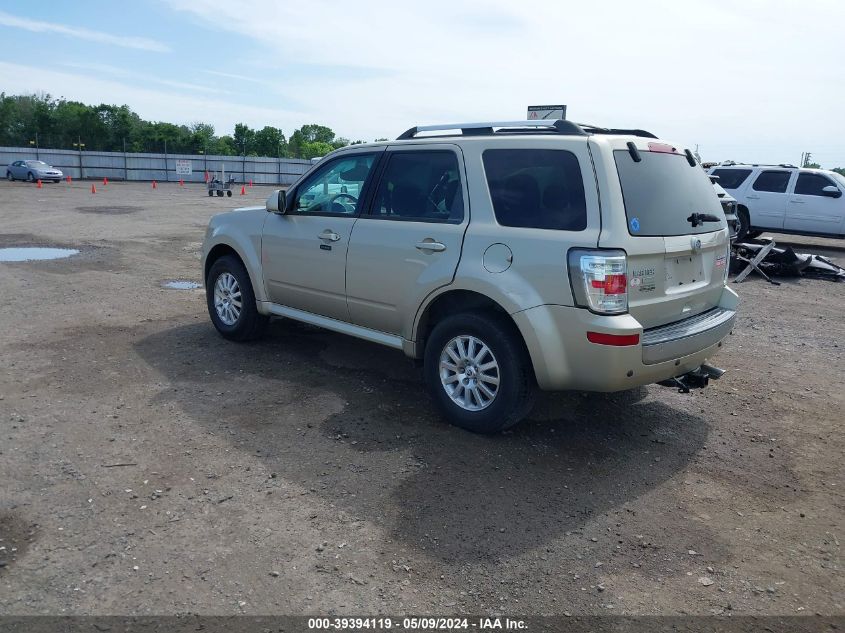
top-left (736, 207), bottom-right (752, 241)
top-left (205, 255), bottom-right (268, 341)
top-left (424, 311), bottom-right (535, 433)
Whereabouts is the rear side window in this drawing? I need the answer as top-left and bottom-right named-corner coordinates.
top-left (614, 150), bottom-right (724, 237)
top-left (482, 149), bottom-right (586, 230)
top-left (794, 173), bottom-right (835, 196)
top-left (711, 168), bottom-right (751, 189)
top-left (369, 151), bottom-right (463, 222)
top-left (752, 170), bottom-right (791, 193)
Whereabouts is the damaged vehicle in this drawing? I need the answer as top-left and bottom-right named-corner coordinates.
top-left (202, 120), bottom-right (738, 433)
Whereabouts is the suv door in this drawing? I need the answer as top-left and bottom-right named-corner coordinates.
top-left (744, 170), bottom-right (793, 230)
top-left (785, 172), bottom-right (845, 236)
top-left (261, 149), bottom-right (383, 321)
top-left (345, 145), bottom-right (467, 335)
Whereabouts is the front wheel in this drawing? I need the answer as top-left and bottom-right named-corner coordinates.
top-left (206, 255), bottom-right (268, 341)
top-left (424, 312), bottom-right (536, 433)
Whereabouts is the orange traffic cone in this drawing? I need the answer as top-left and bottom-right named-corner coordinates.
top-left (103, 177), bottom-right (108, 186)
top-left (91, 184), bottom-right (96, 194)
top-left (37, 179), bottom-right (42, 188)
top-left (66, 175), bottom-right (72, 184)
top-left (240, 185), bottom-right (246, 195)
top-left (179, 178), bottom-right (184, 187)
top-left (152, 180), bottom-right (157, 189)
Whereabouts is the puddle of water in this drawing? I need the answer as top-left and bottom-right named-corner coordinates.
top-left (0, 247), bottom-right (80, 262)
top-left (162, 280), bottom-right (202, 290)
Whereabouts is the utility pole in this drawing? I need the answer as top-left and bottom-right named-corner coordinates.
top-left (73, 136), bottom-right (85, 179)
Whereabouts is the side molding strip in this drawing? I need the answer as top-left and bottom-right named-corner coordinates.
top-left (262, 302), bottom-right (405, 350)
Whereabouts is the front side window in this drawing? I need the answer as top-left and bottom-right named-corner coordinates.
top-left (369, 151), bottom-right (463, 222)
top-left (482, 149), bottom-right (586, 230)
top-left (752, 170), bottom-right (791, 193)
top-left (711, 168), bottom-right (752, 190)
top-left (794, 173), bottom-right (836, 196)
top-left (291, 153), bottom-right (377, 215)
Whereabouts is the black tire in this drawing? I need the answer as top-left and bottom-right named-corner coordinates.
top-left (226, 190), bottom-right (232, 197)
top-left (6, 171), bottom-right (12, 181)
top-left (26, 172), bottom-right (35, 182)
top-left (424, 311), bottom-right (536, 434)
top-left (736, 207), bottom-right (751, 241)
top-left (205, 255), bottom-right (268, 342)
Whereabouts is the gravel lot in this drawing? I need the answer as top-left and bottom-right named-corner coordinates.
top-left (0, 180), bottom-right (842, 617)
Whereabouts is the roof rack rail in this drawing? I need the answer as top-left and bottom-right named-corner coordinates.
top-left (576, 123), bottom-right (658, 139)
top-left (396, 120), bottom-right (587, 140)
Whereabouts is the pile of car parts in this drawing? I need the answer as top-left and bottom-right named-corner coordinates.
top-left (731, 238), bottom-right (845, 284)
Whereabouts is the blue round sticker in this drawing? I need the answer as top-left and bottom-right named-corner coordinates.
top-left (630, 217), bottom-right (640, 232)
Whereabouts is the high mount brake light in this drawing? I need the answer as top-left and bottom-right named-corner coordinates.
top-left (647, 142), bottom-right (679, 154)
top-left (568, 249), bottom-right (628, 314)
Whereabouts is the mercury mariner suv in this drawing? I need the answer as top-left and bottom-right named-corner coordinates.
top-left (201, 120), bottom-right (739, 433)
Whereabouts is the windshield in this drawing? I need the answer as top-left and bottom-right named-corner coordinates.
top-left (614, 150), bottom-right (725, 237)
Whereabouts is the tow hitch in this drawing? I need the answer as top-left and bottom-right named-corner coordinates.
top-left (658, 364), bottom-right (725, 394)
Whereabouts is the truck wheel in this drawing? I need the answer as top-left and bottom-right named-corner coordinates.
top-left (206, 255), bottom-right (268, 341)
top-left (424, 311), bottom-right (535, 434)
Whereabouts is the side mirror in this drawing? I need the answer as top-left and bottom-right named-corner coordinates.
top-left (822, 185), bottom-right (842, 198)
top-left (266, 189), bottom-right (287, 214)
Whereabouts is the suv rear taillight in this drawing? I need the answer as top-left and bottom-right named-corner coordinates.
top-left (568, 249), bottom-right (628, 314)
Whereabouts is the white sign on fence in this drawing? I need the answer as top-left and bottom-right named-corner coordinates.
top-left (175, 159), bottom-right (192, 175)
top-left (527, 105), bottom-right (567, 120)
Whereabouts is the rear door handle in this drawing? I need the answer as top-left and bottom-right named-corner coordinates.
top-left (415, 241), bottom-right (446, 252)
top-left (319, 230), bottom-right (341, 242)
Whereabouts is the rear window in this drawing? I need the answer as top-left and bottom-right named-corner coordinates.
top-left (711, 168), bottom-right (751, 190)
top-left (482, 149), bottom-right (587, 230)
top-left (614, 150), bottom-right (725, 237)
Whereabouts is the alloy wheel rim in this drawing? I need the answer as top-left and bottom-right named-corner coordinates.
top-left (439, 335), bottom-right (500, 411)
top-left (213, 272), bottom-right (242, 326)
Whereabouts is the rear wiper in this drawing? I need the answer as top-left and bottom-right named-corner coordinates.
top-left (687, 212), bottom-right (721, 227)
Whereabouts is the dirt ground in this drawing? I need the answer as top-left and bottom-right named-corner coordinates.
top-left (0, 180), bottom-right (842, 617)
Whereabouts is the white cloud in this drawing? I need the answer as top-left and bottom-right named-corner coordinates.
top-left (0, 10), bottom-right (170, 52)
top-left (164, 0), bottom-right (845, 165)
top-left (0, 62), bottom-right (304, 134)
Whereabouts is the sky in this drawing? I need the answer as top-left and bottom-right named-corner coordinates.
top-left (1, 0), bottom-right (844, 166)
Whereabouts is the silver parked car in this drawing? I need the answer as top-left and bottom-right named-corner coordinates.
top-left (6, 160), bottom-right (63, 183)
top-left (202, 120), bottom-right (738, 433)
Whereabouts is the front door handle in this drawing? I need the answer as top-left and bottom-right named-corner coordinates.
top-left (415, 241), bottom-right (446, 252)
top-left (319, 230), bottom-right (341, 242)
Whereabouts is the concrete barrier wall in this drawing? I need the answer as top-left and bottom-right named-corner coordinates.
top-left (0, 147), bottom-right (313, 185)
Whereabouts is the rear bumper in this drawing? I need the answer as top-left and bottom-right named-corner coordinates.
top-left (513, 286), bottom-right (738, 392)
